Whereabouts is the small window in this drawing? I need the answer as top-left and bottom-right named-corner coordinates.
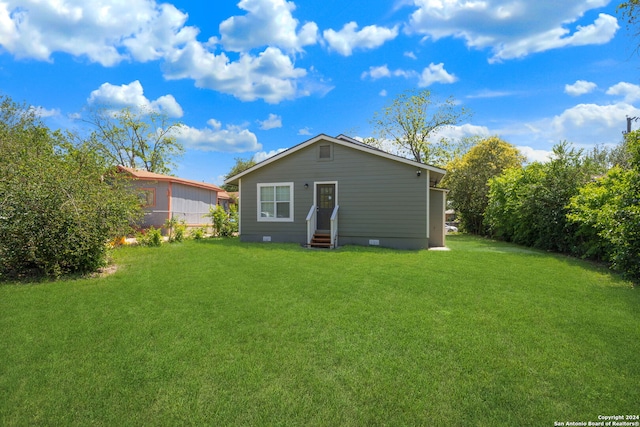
top-left (318, 144), bottom-right (332, 161)
top-left (257, 183), bottom-right (294, 222)
top-left (138, 188), bottom-right (156, 208)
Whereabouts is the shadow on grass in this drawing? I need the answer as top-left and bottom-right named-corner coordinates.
top-left (0, 269), bottom-right (95, 286)
top-left (445, 234), bottom-right (544, 255)
top-left (447, 234), bottom-right (635, 288)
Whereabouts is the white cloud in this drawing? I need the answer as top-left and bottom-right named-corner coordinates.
top-left (492, 14), bottom-right (618, 62)
top-left (404, 51), bottom-right (417, 59)
top-left (253, 148), bottom-right (287, 162)
top-left (431, 123), bottom-right (491, 141)
top-left (218, 0), bottom-right (318, 52)
top-left (176, 119), bottom-right (261, 152)
top-left (361, 65), bottom-right (393, 80)
top-left (565, 80), bottom-right (597, 96)
top-left (418, 63), bottom-right (458, 87)
top-left (549, 103), bottom-right (639, 143)
top-left (362, 63), bottom-right (456, 87)
top-left (406, 1), bottom-right (618, 62)
top-left (0, 0), bottom-right (197, 66)
top-left (0, 0), bottom-right (324, 104)
top-left (361, 64), bottom-right (411, 80)
top-left (488, 102), bottom-right (638, 158)
top-left (467, 89), bottom-right (517, 99)
top-left (29, 106), bottom-right (61, 118)
top-left (606, 82), bottom-right (640, 103)
top-left (258, 113), bottom-right (282, 130)
top-left (517, 146), bottom-right (553, 163)
top-left (87, 80), bottom-right (183, 117)
top-left (163, 43), bottom-right (311, 104)
top-left (379, 89), bottom-right (388, 97)
top-left (499, 102), bottom-right (640, 150)
top-left (298, 127), bottom-right (312, 135)
top-left (215, 175), bottom-right (228, 186)
top-left (324, 22), bottom-right (398, 56)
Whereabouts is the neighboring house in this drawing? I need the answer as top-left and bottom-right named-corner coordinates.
top-left (224, 134), bottom-right (448, 249)
top-left (118, 166), bottom-right (223, 230)
top-left (217, 190), bottom-right (231, 212)
top-left (445, 209), bottom-right (457, 223)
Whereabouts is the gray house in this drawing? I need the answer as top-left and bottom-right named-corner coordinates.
top-left (224, 134), bottom-right (448, 250)
top-left (118, 166), bottom-right (226, 230)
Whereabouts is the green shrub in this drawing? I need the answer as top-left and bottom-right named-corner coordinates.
top-left (173, 221), bottom-right (186, 242)
top-left (163, 217), bottom-right (186, 243)
top-left (207, 205), bottom-right (235, 237)
top-left (137, 227), bottom-right (163, 247)
top-left (485, 142), bottom-right (595, 253)
top-left (567, 131), bottom-right (640, 283)
top-left (0, 96), bottom-right (141, 279)
top-left (191, 227), bottom-right (207, 240)
top-left (229, 204), bottom-right (239, 235)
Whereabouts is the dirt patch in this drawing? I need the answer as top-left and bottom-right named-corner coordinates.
top-left (89, 264), bottom-right (118, 278)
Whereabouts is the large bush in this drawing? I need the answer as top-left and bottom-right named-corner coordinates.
top-left (207, 204), bottom-right (238, 237)
top-left (567, 131), bottom-right (640, 282)
top-left (0, 97), bottom-right (141, 278)
top-left (485, 142), bottom-right (597, 253)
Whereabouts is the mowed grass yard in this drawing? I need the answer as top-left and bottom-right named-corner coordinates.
top-left (1, 235), bottom-right (639, 426)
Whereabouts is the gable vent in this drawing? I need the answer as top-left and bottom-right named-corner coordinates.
top-left (319, 144), bottom-right (331, 159)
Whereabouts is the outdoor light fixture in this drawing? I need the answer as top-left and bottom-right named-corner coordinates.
top-left (416, 170), bottom-right (421, 177)
top-left (304, 183), bottom-right (309, 189)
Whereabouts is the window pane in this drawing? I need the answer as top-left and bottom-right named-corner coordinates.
top-left (138, 190), bottom-right (155, 207)
top-left (275, 186), bottom-right (290, 201)
top-left (260, 186), bottom-right (274, 202)
top-left (260, 202), bottom-right (275, 217)
top-left (276, 202), bottom-right (290, 218)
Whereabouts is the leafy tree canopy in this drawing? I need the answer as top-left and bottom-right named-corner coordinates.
top-left (222, 156), bottom-right (256, 192)
top-left (442, 136), bottom-right (525, 234)
top-left (366, 89), bottom-right (471, 165)
top-left (83, 106), bottom-right (184, 175)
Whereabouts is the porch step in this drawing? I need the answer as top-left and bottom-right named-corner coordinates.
top-left (310, 233), bottom-right (332, 248)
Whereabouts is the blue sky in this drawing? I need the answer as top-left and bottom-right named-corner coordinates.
top-left (2, 0), bottom-right (639, 184)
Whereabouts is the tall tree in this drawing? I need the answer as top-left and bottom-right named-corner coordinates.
top-left (84, 106), bottom-right (184, 175)
top-left (222, 156), bottom-right (257, 192)
top-left (367, 89), bottom-right (470, 165)
top-left (442, 136), bottom-right (525, 234)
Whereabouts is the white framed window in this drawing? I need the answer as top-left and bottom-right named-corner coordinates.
top-left (257, 182), bottom-right (294, 222)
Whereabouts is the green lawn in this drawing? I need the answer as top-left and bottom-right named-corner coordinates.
top-left (1, 235), bottom-right (639, 426)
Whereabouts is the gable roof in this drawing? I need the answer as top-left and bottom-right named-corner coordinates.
top-left (224, 134), bottom-right (447, 185)
top-left (117, 166), bottom-right (224, 192)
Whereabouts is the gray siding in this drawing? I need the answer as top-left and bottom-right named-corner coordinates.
top-left (171, 183), bottom-right (217, 226)
top-left (239, 139), bottom-right (434, 249)
top-left (132, 181), bottom-right (216, 229)
top-left (132, 181), bottom-right (170, 229)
